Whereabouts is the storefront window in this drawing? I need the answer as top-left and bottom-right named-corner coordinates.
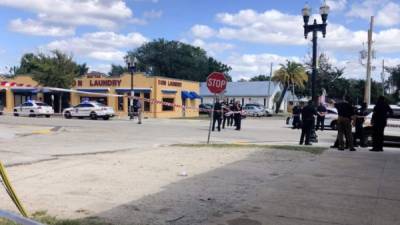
top-left (0, 90), bottom-right (6, 109)
top-left (14, 94), bottom-right (36, 106)
top-left (162, 98), bottom-right (174, 111)
top-left (144, 93), bottom-right (150, 112)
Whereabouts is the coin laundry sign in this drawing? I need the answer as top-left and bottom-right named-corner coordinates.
top-left (89, 79), bottom-right (122, 87)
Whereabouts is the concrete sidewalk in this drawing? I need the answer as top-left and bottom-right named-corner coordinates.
top-left (211, 148), bottom-right (400, 225)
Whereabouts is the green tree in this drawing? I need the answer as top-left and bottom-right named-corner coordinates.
top-left (15, 53), bottom-right (38, 74)
top-left (272, 61), bottom-right (307, 113)
top-left (126, 39), bottom-right (231, 82)
top-left (250, 75), bottom-right (271, 81)
top-left (76, 63), bottom-right (89, 76)
top-left (386, 65), bottom-right (400, 101)
top-left (108, 64), bottom-right (128, 76)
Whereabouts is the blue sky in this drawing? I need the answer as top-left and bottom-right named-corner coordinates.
top-left (0, 0), bottom-right (399, 81)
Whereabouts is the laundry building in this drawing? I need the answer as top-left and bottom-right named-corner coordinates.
top-left (0, 73), bottom-right (201, 118)
top-left (200, 81), bottom-right (289, 111)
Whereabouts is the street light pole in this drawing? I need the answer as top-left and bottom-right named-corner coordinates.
top-left (302, 1), bottom-right (329, 105)
top-left (125, 56), bottom-right (138, 119)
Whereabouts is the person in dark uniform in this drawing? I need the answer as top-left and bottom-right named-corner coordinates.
top-left (233, 101), bottom-right (242, 130)
top-left (229, 100), bottom-right (235, 127)
top-left (316, 103), bottom-right (327, 131)
top-left (299, 100), bottom-right (317, 145)
top-left (335, 97), bottom-right (356, 151)
top-left (292, 103), bottom-right (301, 129)
top-left (222, 101), bottom-right (230, 129)
top-left (212, 99), bottom-right (222, 131)
top-left (370, 96), bottom-right (393, 152)
top-left (354, 102), bottom-right (368, 147)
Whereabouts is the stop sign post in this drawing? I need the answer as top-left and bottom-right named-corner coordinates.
top-left (206, 72), bottom-right (228, 144)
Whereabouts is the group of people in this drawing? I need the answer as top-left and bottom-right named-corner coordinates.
top-left (293, 96), bottom-right (393, 152)
top-left (211, 99), bottom-right (243, 131)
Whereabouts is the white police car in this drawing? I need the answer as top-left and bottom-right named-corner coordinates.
top-left (63, 101), bottom-right (115, 120)
top-left (13, 100), bottom-right (54, 117)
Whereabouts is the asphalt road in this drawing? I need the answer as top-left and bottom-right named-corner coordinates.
top-left (0, 115), bottom-right (337, 166)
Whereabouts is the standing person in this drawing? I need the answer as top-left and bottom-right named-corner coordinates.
top-left (292, 103), bottom-right (301, 129)
top-left (222, 101), bottom-right (230, 129)
top-left (370, 96), bottom-right (393, 152)
top-left (316, 103), bottom-right (327, 131)
top-left (299, 100), bottom-right (317, 145)
top-left (229, 100), bottom-right (235, 127)
top-left (233, 101), bottom-right (242, 131)
top-left (354, 102), bottom-right (368, 147)
top-left (212, 99), bottom-right (222, 132)
top-left (335, 97), bottom-right (356, 151)
top-left (132, 98), bottom-right (142, 124)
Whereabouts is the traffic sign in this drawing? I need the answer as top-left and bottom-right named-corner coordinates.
top-left (206, 72), bottom-right (227, 94)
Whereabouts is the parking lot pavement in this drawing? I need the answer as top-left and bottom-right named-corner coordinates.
top-left (0, 115), bottom-right (337, 166)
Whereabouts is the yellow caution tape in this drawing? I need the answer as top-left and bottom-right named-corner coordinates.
top-left (0, 161), bottom-right (29, 217)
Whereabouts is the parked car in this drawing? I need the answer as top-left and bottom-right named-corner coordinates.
top-left (199, 103), bottom-right (213, 114)
top-left (63, 101), bottom-right (115, 120)
top-left (362, 105), bottom-right (400, 146)
top-left (244, 103), bottom-right (272, 117)
top-left (13, 100), bottom-right (54, 117)
top-left (286, 107), bottom-right (338, 129)
top-left (243, 105), bottom-right (266, 117)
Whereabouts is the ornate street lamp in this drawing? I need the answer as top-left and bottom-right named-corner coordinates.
top-left (302, 1), bottom-right (329, 104)
top-left (125, 55), bottom-right (138, 118)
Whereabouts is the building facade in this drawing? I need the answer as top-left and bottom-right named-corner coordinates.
top-left (200, 81), bottom-right (286, 111)
top-left (0, 74), bottom-right (201, 118)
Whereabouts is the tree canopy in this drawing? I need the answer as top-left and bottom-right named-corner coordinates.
top-left (16, 51), bottom-right (81, 88)
top-left (108, 64), bottom-right (128, 76)
top-left (249, 75), bottom-right (271, 81)
top-left (272, 61), bottom-right (307, 113)
top-left (126, 39), bottom-right (232, 82)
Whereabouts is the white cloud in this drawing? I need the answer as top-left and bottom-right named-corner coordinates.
top-left (346, 0), bottom-right (381, 20)
top-left (143, 9), bottom-right (163, 19)
top-left (45, 32), bottom-right (148, 62)
top-left (9, 18), bottom-right (75, 36)
top-left (192, 39), bottom-right (234, 56)
top-left (225, 53), bottom-right (301, 80)
top-left (0, 0), bottom-right (138, 35)
top-left (89, 64), bottom-right (112, 74)
top-left (326, 0), bottom-right (347, 11)
top-left (191, 25), bottom-right (216, 39)
top-left (375, 2), bottom-right (400, 27)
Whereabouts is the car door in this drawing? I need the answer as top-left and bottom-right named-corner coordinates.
top-left (22, 103), bottom-right (32, 115)
top-left (71, 104), bottom-right (82, 117)
top-left (81, 103), bottom-right (93, 116)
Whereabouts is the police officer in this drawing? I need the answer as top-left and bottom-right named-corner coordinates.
top-left (233, 101), bottom-right (242, 130)
top-left (212, 99), bottom-right (222, 132)
top-left (222, 101), bottom-right (230, 129)
top-left (229, 100), bottom-right (235, 127)
top-left (299, 100), bottom-right (317, 145)
top-left (354, 102), bottom-right (367, 147)
top-left (292, 103), bottom-right (301, 129)
top-left (335, 97), bottom-right (355, 151)
top-left (316, 103), bottom-right (327, 131)
top-left (370, 96), bottom-right (393, 152)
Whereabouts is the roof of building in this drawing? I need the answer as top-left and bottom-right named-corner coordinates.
top-left (200, 81), bottom-right (279, 97)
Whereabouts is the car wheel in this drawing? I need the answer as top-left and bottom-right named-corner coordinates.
top-left (45, 115), bottom-right (51, 118)
top-left (29, 111), bottom-right (36, 117)
top-left (331, 120), bottom-right (337, 130)
top-left (64, 112), bottom-right (72, 119)
top-left (90, 112), bottom-right (97, 120)
top-left (103, 116), bottom-right (110, 120)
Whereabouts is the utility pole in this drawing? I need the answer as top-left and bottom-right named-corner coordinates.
top-left (381, 59), bottom-right (385, 96)
top-left (364, 16), bottom-right (374, 105)
top-left (267, 62), bottom-right (272, 109)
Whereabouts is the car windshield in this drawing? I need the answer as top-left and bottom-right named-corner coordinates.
top-left (36, 102), bottom-right (49, 106)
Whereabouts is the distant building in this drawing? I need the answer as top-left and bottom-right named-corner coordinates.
top-left (200, 81), bottom-right (289, 111)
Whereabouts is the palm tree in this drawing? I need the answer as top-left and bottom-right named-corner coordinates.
top-left (272, 61), bottom-right (308, 113)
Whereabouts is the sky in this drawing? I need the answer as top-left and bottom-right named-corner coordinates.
top-left (0, 0), bottom-right (399, 81)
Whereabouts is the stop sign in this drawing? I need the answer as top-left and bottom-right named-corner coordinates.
top-left (206, 72), bottom-right (227, 94)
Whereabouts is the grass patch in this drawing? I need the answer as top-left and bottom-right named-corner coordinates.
top-left (0, 211), bottom-right (111, 225)
top-left (171, 143), bottom-right (326, 155)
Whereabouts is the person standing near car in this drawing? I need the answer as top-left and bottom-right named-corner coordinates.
top-left (233, 101), bottom-right (242, 130)
top-left (335, 97), bottom-right (356, 151)
top-left (222, 101), bottom-right (230, 129)
top-left (299, 100), bottom-right (317, 145)
top-left (316, 103), bottom-right (327, 131)
top-left (292, 103), bottom-right (301, 129)
top-left (212, 99), bottom-right (222, 131)
top-left (132, 99), bottom-right (142, 124)
top-left (370, 96), bottom-right (393, 152)
top-left (354, 102), bottom-right (368, 147)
